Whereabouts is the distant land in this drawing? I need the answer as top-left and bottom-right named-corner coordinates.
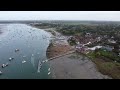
top-left (0, 20), bottom-right (120, 25)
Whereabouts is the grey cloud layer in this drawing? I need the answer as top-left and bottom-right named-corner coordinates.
top-left (0, 11), bottom-right (119, 21)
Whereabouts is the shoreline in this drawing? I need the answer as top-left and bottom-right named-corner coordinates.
top-left (45, 29), bottom-right (74, 58)
top-left (32, 25), bottom-right (111, 79)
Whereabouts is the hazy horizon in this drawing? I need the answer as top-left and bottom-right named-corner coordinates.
top-left (0, 19), bottom-right (120, 21)
top-left (0, 11), bottom-right (120, 21)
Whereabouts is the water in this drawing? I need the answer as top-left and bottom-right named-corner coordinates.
top-left (0, 24), bottom-right (52, 79)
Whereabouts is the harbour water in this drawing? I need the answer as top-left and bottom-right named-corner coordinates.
top-left (0, 24), bottom-right (52, 79)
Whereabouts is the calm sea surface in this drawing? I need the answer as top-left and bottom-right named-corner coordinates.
top-left (0, 24), bottom-right (52, 79)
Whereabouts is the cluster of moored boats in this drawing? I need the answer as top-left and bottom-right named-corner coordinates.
top-left (0, 25), bottom-right (52, 77)
top-left (37, 59), bottom-right (51, 75)
top-left (0, 53), bottom-right (51, 76)
top-left (0, 49), bottom-right (20, 75)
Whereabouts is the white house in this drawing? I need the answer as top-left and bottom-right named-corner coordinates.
top-left (88, 46), bottom-right (102, 51)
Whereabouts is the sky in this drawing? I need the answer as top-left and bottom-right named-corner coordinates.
top-left (0, 11), bottom-right (120, 21)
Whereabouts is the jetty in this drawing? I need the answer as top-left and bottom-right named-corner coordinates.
top-left (47, 50), bottom-right (75, 61)
top-left (37, 60), bottom-right (42, 73)
top-left (37, 50), bottom-right (75, 73)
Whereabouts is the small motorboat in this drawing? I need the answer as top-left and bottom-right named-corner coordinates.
top-left (22, 60), bottom-right (26, 63)
top-left (9, 57), bottom-right (14, 61)
top-left (2, 64), bottom-right (5, 68)
top-left (15, 49), bottom-right (20, 52)
top-left (48, 72), bottom-right (51, 75)
top-left (42, 60), bottom-right (45, 63)
top-left (1, 63), bottom-right (9, 68)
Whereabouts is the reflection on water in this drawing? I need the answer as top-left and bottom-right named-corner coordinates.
top-left (0, 24), bottom-right (52, 79)
top-left (31, 54), bottom-right (35, 68)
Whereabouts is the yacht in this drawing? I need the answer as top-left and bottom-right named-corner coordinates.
top-left (2, 63), bottom-right (9, 68)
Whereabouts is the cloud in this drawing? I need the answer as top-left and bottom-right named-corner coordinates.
top-left (0, 11), bottom-right (120, 21)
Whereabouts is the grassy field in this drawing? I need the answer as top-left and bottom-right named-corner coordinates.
top-left (86, 50), bottom-right (120, 79)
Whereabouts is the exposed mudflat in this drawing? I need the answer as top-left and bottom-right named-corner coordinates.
top-left (49, 53), bottom-right (111, 79)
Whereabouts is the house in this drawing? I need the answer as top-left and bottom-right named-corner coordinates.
top-left (88, 46), bottom-right (102, 51)
top-left (111, 36), bottom-right (114, 39)
top-left (108, 39), bottom-right (116, 44)
top-left (85, 33), bottom-right (92, 37)
top-left (83, 41), bottom-right (91, 46)
top-left (102, 46), bottom-right (114, 51)
top-left (75, 44), bottom-right (90, 54)
top-left (96, 37), bottom-right (102, 42)
top-left (118, 53), bottom-right (120, 57)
